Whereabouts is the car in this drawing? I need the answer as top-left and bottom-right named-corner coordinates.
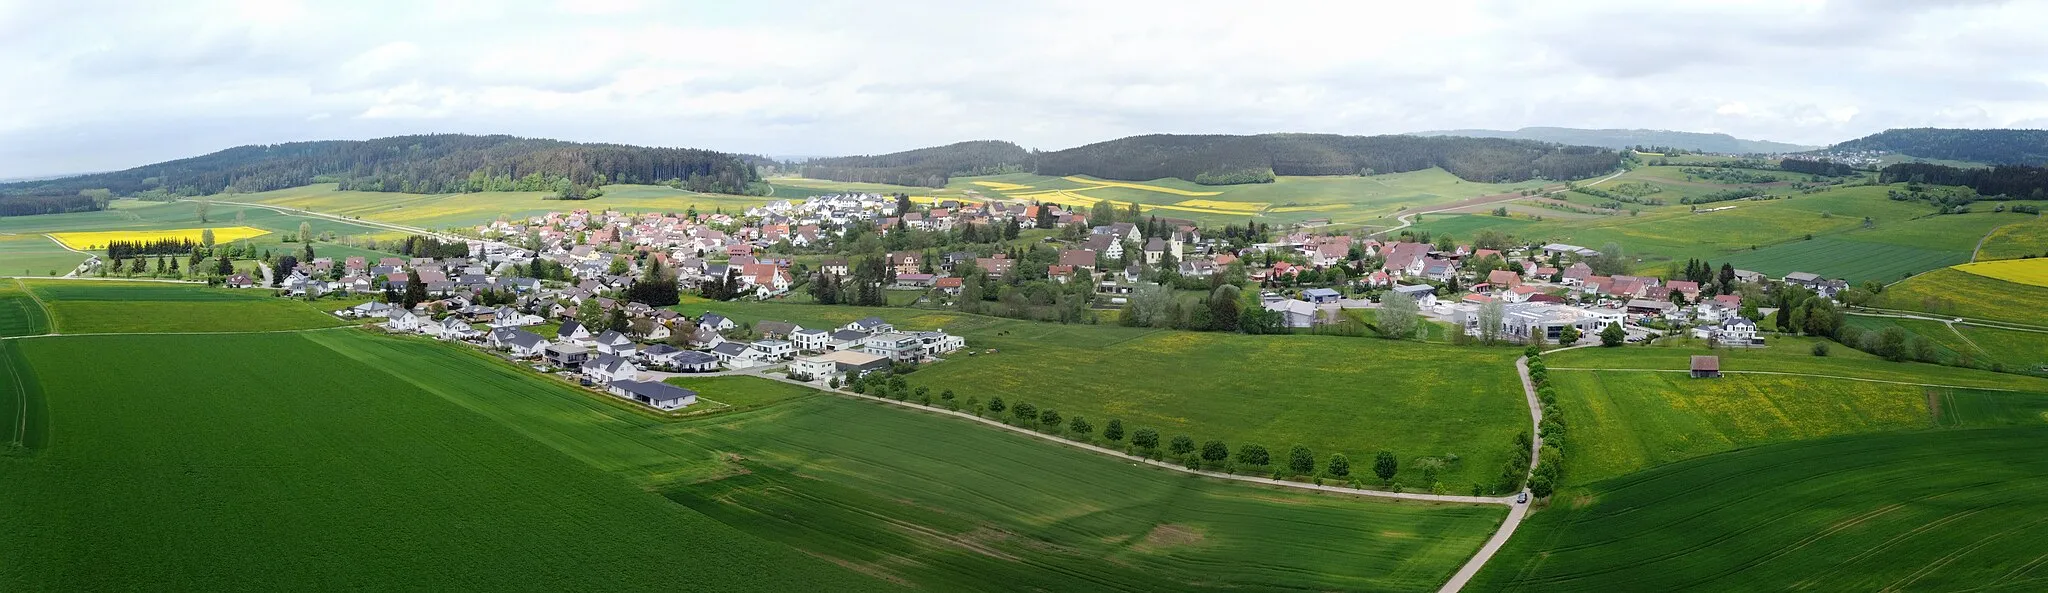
top-left (1516, 492), bottom-right (1529, 504)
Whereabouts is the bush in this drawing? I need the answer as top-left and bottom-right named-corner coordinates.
top-left (1811, 341), bottom-right (1831, 357)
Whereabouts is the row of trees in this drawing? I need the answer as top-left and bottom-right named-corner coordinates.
top-left (104, 238), bottom-right (202, 258)
top-left (1880, 162), bottom-right (2048, 200)
top-left (1525, 348), bottom-right (1566, 498)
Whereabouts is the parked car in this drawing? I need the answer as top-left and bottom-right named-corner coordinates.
top-left (1516, 492), bottom-right (1530, 504)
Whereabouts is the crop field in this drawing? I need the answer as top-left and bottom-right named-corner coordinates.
top-left (1719, 237), bottom-right (1964, 284)
top-left (944, 169), bottom-right (1553, 227)
top-left (47, 226), bottom-right (270, 251)
top-left (1976, 216), bottom-right (2048, 260)
top-left (1954, 257), bottom-right (2048, 287)
top-left (22, 280), bottom-right (349, 334)
top-left (234, 183), bottom-right (772, 229)
top-left (0, 199), bottom-right (409, 271)
top-left (1878, 267), bottom-right (2048, 328)
top-left (0, 333), bottom-right (883, 591)
top-left (0, 279), bottom-right (50, 338)
top-left (1470, 427), bottom-right (2048, 591)
top-left (671, 299), bottom-right (1529, 490)
top-left (310, 331), bottom-right (1507, 591)
top-left (0, 234), bottom-right (91, 276)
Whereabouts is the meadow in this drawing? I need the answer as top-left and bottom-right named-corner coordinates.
top-left (952, 170), bottom-right (1550, 227)
top-left (0, 198), bottom-right (410, 272)
top-left (1843, 315), bottom-right (2048, 374)
top-left (0, 333), bottom-right (888, 591)
top-left (0, 234), bottom-right (91, 276)
top-left (22, 280), bottom-right (350, 334)
top-left (1975, 216), bottom-right (2048, 260)
top-left (308, 331), bottom-right (1509, 591)
top-left (1876, 267), bottom-right (2048, 327)
top-left (0, 279), bottom-right (50, 337)
top-left (1469, 427), bottom-right (2048, 591)
top-left (672, 298), bottom-right (1530, 490)
top-left (236, 183), bottom-right (772, 230)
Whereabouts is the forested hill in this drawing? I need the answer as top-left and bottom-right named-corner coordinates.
top-left (800, 140), bottom-right (1032, 187)
top-left (1412, 127), bottom-right (1816, 154)
top-left (1034, 134), bottom-right (1621, 185)
top-left (1824, 128), bottom-right (2048, 166)
top-left (0, 134), bottom-right (759, 203)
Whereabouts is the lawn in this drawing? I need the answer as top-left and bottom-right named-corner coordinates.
top-left (1548, 337), bottom-right (2048, 391)
top-left (1719, 236), bottom-right (1964, 284)
top-left (1876, 267), bottom-right (2048, 328)
top-left (671, 299), bottom-right (1530, 491)
top-left (663, 375), bottom-right (819, 414)
top-left (307, 331), bottom-right (1509, 591)
top-left (23, 280), bottom-right (349, 334)
top-left (0, 333), bottom-right (886, 591)
top-left (0, 279), bottom-right (50, 337)
top-left (1469, 427), bottom-right (2048, 591)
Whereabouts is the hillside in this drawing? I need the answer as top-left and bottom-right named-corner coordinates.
top-left (1412, 127), bottom-right (1816, 154)
top-left (800, 140), bottom-right (1032, 188)
top-left (1823, 128), bottom-right (2048, 165)
top-left (0, 134), bottom-right (760, 212)
top-left (1034, 133), bottom-right (1619, 185)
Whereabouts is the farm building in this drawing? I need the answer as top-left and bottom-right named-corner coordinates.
top-left (1690, 356), bottom-right (1721, 378)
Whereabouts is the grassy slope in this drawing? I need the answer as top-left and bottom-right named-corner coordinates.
top-left (1843, 315), bottom-right (2048, 374)
top-left (1876, 267), bottom-right (2048, 327)
top-left (672, 299), bottom-right (1528, 490)
top-left (0, 333), bottom-right (888, 592)
top-left (1976, 215), bottom-right (2048, 260)
top-left (236, 183), bottom-right (770, 229)
top-left (1471, 426), bottom-right (2048, 592)
top-left (309, 331), bottom-right (1507, 591)
top-left (23, 280), bottom-right (348, 333)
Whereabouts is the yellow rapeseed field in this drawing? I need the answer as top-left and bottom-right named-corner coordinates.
top-left (1953, 259), bottom-right (2048, 288)
top-left (1061, 176), bottom-right (1222, 196)
top-left (49, 226), bottom-right (272, 251)
top-left (969, 181), bottom-right (1034, 191)
top-left (1174, 199), bottom-right (1268, 212)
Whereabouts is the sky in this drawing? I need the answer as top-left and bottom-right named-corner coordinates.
top-left (4, 0), bottom-right (2047, 178)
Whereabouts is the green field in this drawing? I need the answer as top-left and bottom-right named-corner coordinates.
top-left (0, 198), bottom-right (410, 273)
top-left (22, 280), bottom-right (348, 334)
top-left (1549, 337), bottom-right (2048, 392)
top-left (1470, 427), bottom-right (2048, 591)
top-left (1843, 315), bottom-right (2048, 374)
top-left (1876, 267), bottom-right (2048, 328)
top-left (0, 279), bottom-right (50, 337)
top-left (236, 183), bottom-right (772, 230)
top-left (0, 332), bottom-right (886, 591)
top-left (0, 234), bottom-right (89, 276)
top-left (664, 375), bottom-right (820, 414)
top-left (304, 330), bottom-right (1508, 591)
top-left (672, 299), bottom-right (1529, 490)
top-left (1976, 216), bottom-right (2048, 260)
top-left (942, 169), bottom-right (1554, 227)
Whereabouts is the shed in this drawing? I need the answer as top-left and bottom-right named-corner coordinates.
top-left (1690, 355), bottom-right (1721, 378)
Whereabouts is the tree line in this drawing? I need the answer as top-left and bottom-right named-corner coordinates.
top-left (1777, 158), bottom-right (1858, 177)
top-left (1830, 128), bottom-right (2048, 166)
top-left (104, 238), bottom-right (200, 258)
top-left (0, 134), bottom-right (761, 203)
top-left (1879, 162), bottom-right (2048, 200)
top-left (1033, 134), bottom-right (1621, 185)
top-left (801, 140), bottom-right (1033, 188)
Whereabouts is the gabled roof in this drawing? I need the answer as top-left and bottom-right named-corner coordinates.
top-left (608, 379), bottom-right (695, 402)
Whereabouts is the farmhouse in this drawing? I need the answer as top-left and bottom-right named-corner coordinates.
top-left (605, 380), bottom-right (697, 411)
top-left (1690, 355), bottom-right (1722, 378)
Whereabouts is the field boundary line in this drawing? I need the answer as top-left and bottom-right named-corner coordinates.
top-left (744, 369), bottom-right (1515, 506)
top-left (1547, 367), bottom-right (2018, 391)
top-left (0, 325), bottom-right (353, 341)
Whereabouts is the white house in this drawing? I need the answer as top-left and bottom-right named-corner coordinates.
top-left (752, 339), bottom-right (795, 360)
top-left (594, 331), bottom-right (636, 356)
top-left (385, 310), bottom-right (427, 332)
top-left (791, 328), bottom-right (830, 352)
top-left (581, 354), bottom-right (641, 385)
top-left (698, 313), bottom-right (737, 332)
top-left (1264, 298), bottom-right (1318, 328)
top-left (430, 317), bottom-right (481, 341)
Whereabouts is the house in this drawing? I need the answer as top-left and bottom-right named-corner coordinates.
top-left (1541, 243), bottom-right (1602, 258)
top-left (1391, 284), bottom-right (1438, 308)
top-left (913, 330), bottom-right (965, 357)
top-left (1264, 298), bottom-right (1318, 328)
top-left (1058, 249), bottom-right (1097, 271)
top-left (605, 380), bottom-right (697, 411)
top-left (842, 316), bottom-right (894, 334)
top-left (1784, 272), bottom-right (1850, 298)
top-left (430, 317), bottom-right (481, 341)
top-left (1694, 317), bottom-right (1762, 346)
top-left (861, 331), bottom-right (926, 362)
top-left (628, 318), bottom-right (671, 341)
top-left (1690, 355), bottom-right (1722, 378)
top-left (343, 301), bottom-right (394, 319)
top-left (557, 319), bottom-right (594, 343)
top-left (791, 328), bottom-right (830, 352)
top-left (710, 341), bottom-right (769, 368)
top-left (1302, 287), bottom-right (1341, 305)
top-left (546, 342), bottom-right (593, 367)
top-left (1487, 269), bottom-right (1522, 290)
top-left (752, 339), bottom-right (796, 360)
top-left (670, 350), bottom-right (721, 372)
top-left (594, 330), bottom-right (637, 357)
top-left (756, 320), bottom-right (800, 340)
top-left (580, 354), bottom-right (640, 385)
top-left (789, 350), bottom-right (892, 383)
top-left (488, 328), bottom-right (549, 358)
top-left (226, 274), bottom-right (255, 288)
top-left (697, 313), bottom-right (736, 332)
top-left (888, 251), bottom-right (924, 276)
top-left (1625, 299), bottom-right (1678, 316)
top-left (385, 309), bottom-right (427, 333)
top-left (827, 329), bottom-right (870, 351)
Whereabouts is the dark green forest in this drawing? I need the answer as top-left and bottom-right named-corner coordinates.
top-left (1880, 162), bottom-right (2048, 199)
top-left (1033, 134), bottom-right (1620, 185)
top-left (1826, 128), bottom-right (2048, 166)
top-left (0, 134), bottom-right (759, 205)
top-left (800, 140), bottom-right (1032, 187)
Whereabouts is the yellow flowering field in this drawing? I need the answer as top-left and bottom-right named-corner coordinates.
top-left (1953, 258), bottom-right (2048, 287)
top-left (49, 226), bottom-right (271, 251)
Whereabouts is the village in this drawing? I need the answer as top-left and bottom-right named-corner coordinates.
top-left (257, 191), bottom-right (1858, 411)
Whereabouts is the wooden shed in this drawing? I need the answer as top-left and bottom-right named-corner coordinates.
top-left (1690, 355), bottom-right (1721, 378)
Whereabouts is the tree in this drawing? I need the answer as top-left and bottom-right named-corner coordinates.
top-left (1102, 419), bottom-right (1126, 444)
top-left (196, 199), bottom-right (210, 223)
top-left (1038, 408), bottom-right (1062, 432)
top-left (1875, 326), bottom-right (1909, 361)
top-left (1287, 445), bottom-right (1315, 476)
top-left (297, 221), bottom-right (313, 243)
top-left (1558, 325), bottom-right (1582, 346)
top-left (1478, 299), bottom-right (1505, 344)
top-left (1012, 402), bottom-right (1038, 424)
top-left (986, 396), bottom-right (1005, 416)
top-left (1326, 453), bottom-right (1351, 478)
top-left (1236, 443), bottom-right (1270, 467)
top-left (1132, 427), bottom-right (1159, 452)
top-left (1600, 321), bottom-right (1625, 347)
top-left (216, 254), bottom-right (233, 276)
top-left (199, 228), bottom-right (216, 247)
top-left (1811, 341), bottom-right (1831, 357)
top-left (1069, 416), bottom-right (1092, 440)
top-left (1374, 451), bottom-right (1399, 484)
top-left (1200, 440), bottom-right (1230, 466)
top-left (1208, 284), bottom-right (1242, 332)
top-left (1377, 290), bottom-right (1420, 339)
top-left (1169, 435), bottom-right (1195, 458)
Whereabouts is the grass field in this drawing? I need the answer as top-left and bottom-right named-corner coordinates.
top-left (47, 226), bottom-right (271, 250)
top-left (663, 375), bottom-right (819, 415)
top-left (671, 299), bottom-right (1529, 490)
top-left (1954, 257), bottom-right (2048, 287)
top-left (0, 198), bottom-right (409, 272)
top-left (236, 183), bottom-right (772, 229)
top-left (0, 332), bottom-right (888, 591)
top-left (1470, 427), bottom-right (2048, 591)
top-left (308, 331), bottom-right (1508, 591)
top-left (1549, 337), bottom-right (2048, 392)
top-left (1876, 267), bottom-right (2048, 328)
top-left (1843, 315), bottom-right (2048, 374)
top-left (1976, 216), bottom-right (2048, 260)
top-left (22, 280), bottom-right (349, 334)
top-left (0, 279), bottom-right (50, 337)
top-left (0, 234), bottom-right (90, 276)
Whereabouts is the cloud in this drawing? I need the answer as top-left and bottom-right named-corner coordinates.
top-left (3, 0), bottom-right (2048, 177)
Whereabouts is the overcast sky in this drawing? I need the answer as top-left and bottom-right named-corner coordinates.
top-left (3, 0), bottom-right (2046, 178)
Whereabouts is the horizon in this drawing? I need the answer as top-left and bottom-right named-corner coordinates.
top-left (7, 0), bottom-right (2048, 178)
